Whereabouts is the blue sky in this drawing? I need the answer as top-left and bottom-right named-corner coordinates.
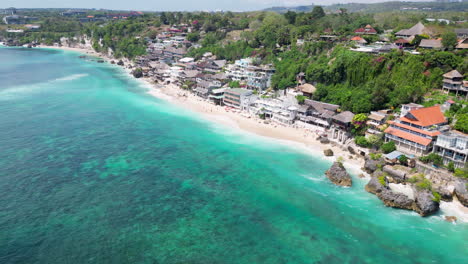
top-left (2, 1), bottom-right (429, 11)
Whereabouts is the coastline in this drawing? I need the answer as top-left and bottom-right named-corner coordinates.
top-left (29, 45), bottom-right (467, 223)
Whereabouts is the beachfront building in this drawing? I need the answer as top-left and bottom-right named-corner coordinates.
top-left (251, 96), bottom-right (299, 126)
top-left (433, 131), bottom-right (468, 169)
top-left (297, 100), bottom-right (339, 128)
top-left (330, 111), bottom-right (355, 144)
top-left (194, 80), bottom-right (220, 99)
top-left (209, 88), bottom-right (225, 105)
top-left (442, 70), bottom-right (467, 97)
top-left (384, 105), bottom-right (448, 155)
top-left (223, 88), bottom-right (254, 110)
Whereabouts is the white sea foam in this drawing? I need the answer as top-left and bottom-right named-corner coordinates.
top-left (53, 73), bottom-right (88, 82)
top-left (0, 73), bottom-right (89, 100)
top-left (439, 199), bottom-right (468, 223)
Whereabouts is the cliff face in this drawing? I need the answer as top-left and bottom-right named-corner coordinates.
top-left (454, 179), bottom-right (468, 207)
top-left (325, 162), bottom-right (352, 187)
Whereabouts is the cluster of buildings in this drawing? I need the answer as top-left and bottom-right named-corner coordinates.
top-left (382, 102), bottom-right (467, 169)
top-left (345, 22), bottom-right (468, 54)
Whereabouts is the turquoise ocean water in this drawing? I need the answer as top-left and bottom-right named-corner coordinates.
top-left (0, 47), bottom-right (466, 264)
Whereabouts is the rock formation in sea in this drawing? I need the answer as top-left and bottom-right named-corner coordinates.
top-left (323, 149), bottom-right (334, 157)
top-left (325, 162), bottom-right (352, 187)
top-left (365, 174), bottom-right (414, 210)
top-left (413, 189), bottom-right (439, 217)
top-left (365, 171), bottom-right (440, 217)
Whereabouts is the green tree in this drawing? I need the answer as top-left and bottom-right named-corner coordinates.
top-left (187, 32), bottom-right (200, 42)
top-left (311, 6), bottom-right (326, 20)
top-left (441, 31), bottom-right (458, 50)
top-left (296, 95), bottom-right (307, 104)
top-left (351, 113), bottom-right (368, 135)
top-left (381, 141), bottom-right (396, 154)
top-left (447, 161), bottom-right (455, 173)
top-left (229, 81), bottom-right (241, 88)
top-left (355, 136), bottom-right (370, 148)
top-left (398, 155), bottom-right (408, 166)
top-left (455, 114), bottom-right (468, 133)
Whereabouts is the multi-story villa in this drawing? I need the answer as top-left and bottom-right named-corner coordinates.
top-left (223, 88), bottom-right (254, 110)
top-left (251, 97), bottom-right (298, 125)
top-left (433, 131), bottom-right (468, 169)
top-left (366, 111), bottom-right (389, 135)
top-left (225, 59), bottom-right (274, 91)
top-left (385, 106), bottom-right (448, 155)
top-left (442, 70), bottom-right (467, 96)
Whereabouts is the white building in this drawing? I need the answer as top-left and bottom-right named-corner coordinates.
top-left (433, 131), bottom-right (468, 169)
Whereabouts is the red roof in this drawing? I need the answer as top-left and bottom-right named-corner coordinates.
top-left (387, 121), bottom-right (441, 137)
top-left (395, 38), bottom-right (409, 44)
top-left (384, 127), bottom-right (432, 146)
top-left (354, 25), bottom-right (377, 34)
top-left (351, 36), bottom-right (364, 41)
top-left (400, 105), bottom-right (446, 127)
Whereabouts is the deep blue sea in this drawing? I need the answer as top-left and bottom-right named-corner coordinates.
top-left (0, 47), bottom-right (466, 264)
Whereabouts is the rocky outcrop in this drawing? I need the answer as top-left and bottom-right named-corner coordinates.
top-left (363, 156), bottom-right (385, 174)
top-left (365, 173), bottom-right (440, 216)
top-left (325, 162), bottom-right (352, 187)
top-left (324, 149), bottom-right (334, 157)
top-left (454, 179), bottom-right (468, 207)
top-left (319, 136), bottom-right (330, 144)
top-left (412, 190), bottom-right (439, 216)
top-left (379, 189), bottom-right (414, 210)
top-left (383, 166), bottom-right (406, 183)
top-left (366, 174), bottom-right (414, 210)
top-left (117, 60), bottom-right (124, 66)
top-left (365, 174), bottom-right (385, 194)
top-left (132, 68), bottom-right (143, 78)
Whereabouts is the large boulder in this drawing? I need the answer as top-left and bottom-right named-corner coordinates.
top-left (325, 162), bottom-right (352, 187)
top-left (117, 60), bottom-right (124, 66)
top-left (363, 156), bottom-right (385, 174)
top-left (412, 190), bottom-right (439, 217)
top-left (132, 68), bottom-right (143, 78)
top-left (319, 137), bottom-right (330, 144)
top-left (379, 189), bottom-right (414, 211)
top-left (454, 179), bottom-right (468, 207)
top-left (365, 174), bottom-right (385, 194)
top-left (324, 149), bottom-right (334, 157)
top-left (432, 183), bottom-right (455, 202)
top-left (383, 166), bottom-right (407, 183)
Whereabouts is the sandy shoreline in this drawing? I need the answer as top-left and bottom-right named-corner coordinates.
top-left (146, 83), bottom-right (366, 174)
top-left (35, 45), bottom-right (467, 222)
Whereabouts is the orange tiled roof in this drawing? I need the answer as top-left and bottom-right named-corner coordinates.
top-left (385, 127), bottom-right (432, 146)
top-left (387, 121), bottom-right (441, 137)
top-left (400, 105), bottom-right (446, 127)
